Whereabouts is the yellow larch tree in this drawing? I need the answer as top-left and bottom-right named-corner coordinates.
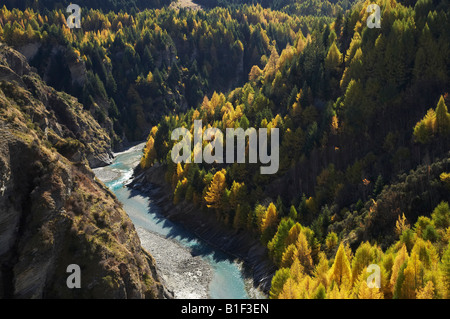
top-left (357, 280), bottom-right (384, 299)
top-left (295, 231), bottom-right (313, 273)
top-left (401, 258), bottom-right (419, 299)
top-left (278, 278), bottom-right (300, 299)
top-left (329, 243), bottom-right (352, 288)
top-left (400, 250), bottom-right (425, 299)
top-left (327, 282), bottom-right (351, 299)
top-left (204, 169), bottom-right (227, 211)
top-left (289, 259), bottom-right (305, 283)
top-left (390, 244), bottom-right (409, 293)
top-left (261, 202), bottom-right (278, 234)
top-left (264, 46), bottom-right (280, 80)
top-left (201, 96), bottom-right (214, 119)
top-left (351, 241), bottom-right (382, 285)
top-left (210, 92), bottom-right (226, 112)
top-left (296, 274), bottom-right (317, 299)
top-left (325, 41), bottom-right (343, 72)
top-left (140, 135), bottom-right (157, 169)
top-left (442, 243), bottom-right (450, 298)
top-left (281, 244), bottom-right (298, 268)
top-left (395, 213), bottom-right (410, 236)
top-left (140, 126), bottom-right (158, 169)
top-left (286, 223), bottom-right (302, 246)
top-left (313, 252), bottom-right (330, 290)
top-left (416, 281), bottom-right (435, 299)
top-left (249, 65), bottom-right (263, 82)
top-left (172, 162), bottom-right (184, 188)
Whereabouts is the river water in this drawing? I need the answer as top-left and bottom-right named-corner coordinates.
top-left (93, 143), bottom-right (265, 299)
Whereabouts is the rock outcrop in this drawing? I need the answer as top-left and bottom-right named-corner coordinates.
top-left (0, 43), bottom-right (171, 299)
top-left (0, 42), bottom-right (113, 168)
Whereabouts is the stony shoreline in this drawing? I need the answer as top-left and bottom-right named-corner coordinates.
top-left (136, 226), bottom-right (213, 299)
top-left (130, 164), bottom-right (277, 294)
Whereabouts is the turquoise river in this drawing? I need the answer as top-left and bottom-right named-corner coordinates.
top-left (93, 143), bottom-right (265, 299)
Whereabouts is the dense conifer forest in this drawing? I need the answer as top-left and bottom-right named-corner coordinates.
top-left (1, 0), bottom-right (449, 299)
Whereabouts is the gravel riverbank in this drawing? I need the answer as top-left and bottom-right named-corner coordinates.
top-left (131, 164), bottom-right (276, 294)
top-left (136, 226), bottom-right (213, 299)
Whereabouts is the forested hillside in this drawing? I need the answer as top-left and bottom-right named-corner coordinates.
top-left (2, 0), bottom-right (172, 12)
top-left (138, 0), bottom-right (450, 299)
top-left (0, 4), bottom-right (315, 144)
top-left (195, 0), bottom-right (358, 17)
top-left (0, 0), bottom-right (449, 299)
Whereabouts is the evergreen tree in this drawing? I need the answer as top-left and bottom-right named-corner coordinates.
top-left (390, 245), bottom-right (409, 293)
top-left (268, 218), bottom-right (295, 265)
top-left (288, 205), bottom-right (298, 220)
top-left (442, 244), bottom-right (450, 299)
top-left (281, 244), bottom-right (298, 268)
top-left (416, 281), bottom-right (435, 299)
top-left (269, 268), bottom-right (290, 299)
top-left (329, 243), bottom-right (352, 288)
top-left (401, 255), bottom-right (421, 299)
top-left (393, 262), bottom-right (408, 299)
top-left (325, 232), bottom-right (338, 254)
top-left (431, 201), bottom-right (450, 229)
top-left (314, 283), bottom-right (326, 299)
top-left (295, 231), bottom-right (313, 273)
top-left (358, 279), bottom-right (383, 299)
top-left (435, 96), bottom-right (450, 136)
top-left (324, 41), bottom-right (342, 72)
top-left (204, 170), bottom-right (227, 211)
top-left (261, 203), bottom-right (279, 243)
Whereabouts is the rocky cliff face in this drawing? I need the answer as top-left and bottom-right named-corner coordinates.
top-left (0, 44), bottom-right (171, 299)
top-left (0, 43), bottom-right (113, 168)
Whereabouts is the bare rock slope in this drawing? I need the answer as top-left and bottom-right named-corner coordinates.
top-left (0, 43), bottom-right (170, 299)
top-left (0, 43), bottom-right (113, 168)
